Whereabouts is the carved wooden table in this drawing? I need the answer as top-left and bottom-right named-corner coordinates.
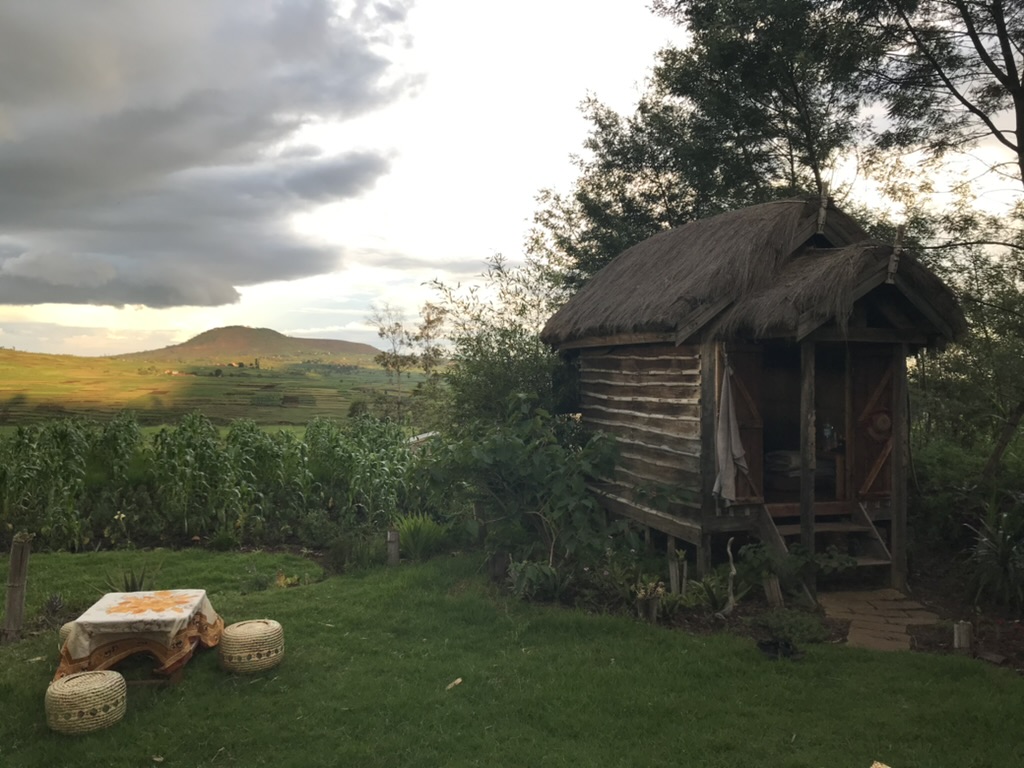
top-left (54, 590), bottom-right (223, 681)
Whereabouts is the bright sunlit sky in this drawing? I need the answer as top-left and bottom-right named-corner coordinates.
top-left (0, 0), bottom-right (683, 356)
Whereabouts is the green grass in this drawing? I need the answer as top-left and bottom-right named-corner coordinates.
top-left (2, 552), bottom-right (1022, 767)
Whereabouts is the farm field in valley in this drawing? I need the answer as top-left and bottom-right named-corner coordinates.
top-left (0, 327), bottom-right (416, 429)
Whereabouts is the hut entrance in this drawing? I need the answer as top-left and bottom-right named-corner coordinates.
top-left (723, 339), bottom-right (899, 511)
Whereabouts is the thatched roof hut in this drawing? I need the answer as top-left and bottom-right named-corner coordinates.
top-left (542, 196), bottom-right (966, 348)
top-left (542, 195), bottom-right (966, 591)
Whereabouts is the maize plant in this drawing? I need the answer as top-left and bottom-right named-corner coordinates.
top-left (0, 411), bottom-right (437, 551)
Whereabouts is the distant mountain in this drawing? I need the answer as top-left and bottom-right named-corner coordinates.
top-left (116, 326), bottom-right (379, 361)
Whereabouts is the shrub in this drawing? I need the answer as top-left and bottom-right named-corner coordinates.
top-left (435, 395), bottom-right (620, 573)
top-left (396, 513), bottom-right (447, 561)
top-left (507, 559), bottom-right (573, 603)
top-left (749, 608), bottom-right (829, 645)
top-left (966, 493), bottom-right (1024, 609)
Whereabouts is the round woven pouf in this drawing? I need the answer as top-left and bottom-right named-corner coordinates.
top-left (45, 671), bottom-right (127, 735)
top-left (219, 619), bottom-right (284, 674)
top-left (57, 621), bottom-right (75, 652)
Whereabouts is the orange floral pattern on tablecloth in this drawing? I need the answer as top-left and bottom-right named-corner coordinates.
top-left (105, 591), bottom-right (197, 615)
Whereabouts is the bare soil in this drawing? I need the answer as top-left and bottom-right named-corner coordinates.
top-left (903, 551), bottom-right (1024, 672)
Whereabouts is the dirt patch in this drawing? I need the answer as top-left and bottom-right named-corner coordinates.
top-left (893, 551), bottom-right (1024, 672)
top-left (663, 596), bottom-right (849, 645)
top-left (908, 615), bottom-right (1024, 671)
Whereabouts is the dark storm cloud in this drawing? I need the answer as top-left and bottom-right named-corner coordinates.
top-left (0, 0), bottom-right (417, 307)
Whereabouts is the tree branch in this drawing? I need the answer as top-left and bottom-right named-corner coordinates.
top-left (952, 0), bottom-right (1014, 91)
top-left (890, 1), bottom-right (1019, 155)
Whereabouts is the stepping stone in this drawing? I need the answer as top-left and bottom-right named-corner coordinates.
top-left (819, 589), bottom-right (939, 652)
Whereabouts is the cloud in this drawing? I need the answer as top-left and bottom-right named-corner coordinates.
top-left (0, 0), bottom-right (417, 308)
top-left (1, 250), bottom-right (117, 288)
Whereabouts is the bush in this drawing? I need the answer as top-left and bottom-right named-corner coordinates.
top-left (966, 493), bottom-right (1024, 610)
top-left (396, 513), bottom-right (448, 561)
top-left (749, 608), bottom-right (829, 645)
top-left (910, 437), bottom-right (991, 550)
top-left (435, 395), bottom-right (619, 573)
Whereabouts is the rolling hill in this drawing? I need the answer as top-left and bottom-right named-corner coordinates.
top-left (116, 326), bottom-right (379, 362)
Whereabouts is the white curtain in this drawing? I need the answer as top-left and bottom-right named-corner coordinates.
top-left (712, 365), bottom-right (750, 505)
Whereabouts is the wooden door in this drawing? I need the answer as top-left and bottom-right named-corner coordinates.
top-left (851, 346), bottom-right (895, 498)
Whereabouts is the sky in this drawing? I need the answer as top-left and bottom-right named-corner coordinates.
top-left (0, 0), bottom-right (682, 356)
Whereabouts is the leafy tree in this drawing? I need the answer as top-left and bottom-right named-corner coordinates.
top-left (655, 0), bottom-right (881, 194)
top-left (531, 0), bottom-right (884, 288)
top-left (430, 255), bottom-right (570, 425)
top-left (368, 303), bottom-right (418, 389)
top-left (849, 0), bottom-right (1024, 473)
top-left (413, 302), bottom-right (446, 379)
top-left (855, 0), bottom-right (1024, 187)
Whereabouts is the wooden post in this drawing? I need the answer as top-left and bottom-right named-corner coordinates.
top-left (697, 534), bottom-right (713, 578)
top-left (843, 344), bottom-right (854, 501)
top-left (2, 533), bottom-right (32, 644)
top-left (891, 345), bottom-right (909, 591)
top-left (953, 621), bottom-right (973, 654)
top-left (386, 529), bottom-right (400, 566)
top-left (699, 340), bottom-right (718, 545)
top-left (800, 341), bottom-right (817, 593)
top-left (763, 575), bottom-right (785, 608)
top-left (667, 537), bottom-right (680, 595)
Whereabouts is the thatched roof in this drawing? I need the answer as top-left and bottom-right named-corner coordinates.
top-left (541, 196), bottom-right (967, 348)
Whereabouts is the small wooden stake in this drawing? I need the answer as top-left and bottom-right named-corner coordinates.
top-left (667, 537), bottom-right (680, 595)
top-left (763, 575), bottom-right (785, 608)
top-left (953, 621), bottom-right (973, 654)
top-left (386, 529), bottom-right (400, 566)
top-left (2, 533), bottom-right (32, 644)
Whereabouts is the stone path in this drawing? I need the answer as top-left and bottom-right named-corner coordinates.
top-left (817, 588), bottom-right (940, 651)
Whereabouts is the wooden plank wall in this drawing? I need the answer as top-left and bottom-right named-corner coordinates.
top-left (578, 343), bottom-right (704, 543)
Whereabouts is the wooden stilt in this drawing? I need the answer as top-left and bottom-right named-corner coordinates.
top-left (891, 345), bottom-right (909, 591)
top-left (697, 534), bottom-right (713, 577)
top-left (800, 341), bottom-right (817, 594)
top-left (667, 537), bottom-right (680, 594)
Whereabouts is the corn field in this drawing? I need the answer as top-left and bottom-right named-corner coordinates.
top-left (0, 412), bottom-right (438, 552)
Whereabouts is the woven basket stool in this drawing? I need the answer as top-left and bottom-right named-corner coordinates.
top-left (219, 619), bottom-right (284, 674)
top-left (58, 621), bottom-right (75, 653)
top-left (46, 671), bottom-right (127, 735)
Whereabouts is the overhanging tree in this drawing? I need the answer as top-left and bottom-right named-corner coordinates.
top-left (852, 0), bottom-right (1024, 473)
top-left (530, 0), bottom-right (885, 288)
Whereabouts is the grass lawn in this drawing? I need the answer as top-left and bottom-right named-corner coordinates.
top-left (2, 551), bottom-right (1022, 767)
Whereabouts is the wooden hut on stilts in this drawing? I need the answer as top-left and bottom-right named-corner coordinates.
top-left (540, 195), bottom-right (967, 590)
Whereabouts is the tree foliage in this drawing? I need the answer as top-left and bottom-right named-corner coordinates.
top-left (857, 0), bottom-right (1024, 186)
top-left (655, 0), bottom-right (881, 193)
top-left (430, 255), bottom-right (571, 424)
top-left (530, 0), bottom-right (885, 287)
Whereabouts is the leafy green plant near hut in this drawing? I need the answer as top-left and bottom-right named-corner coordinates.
top-left (966, 492), bottom-right (1024, 610)
top-left (395, 513), bottom-right (448, 562)
top-left (435, 395), bottom-right (620, 593)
